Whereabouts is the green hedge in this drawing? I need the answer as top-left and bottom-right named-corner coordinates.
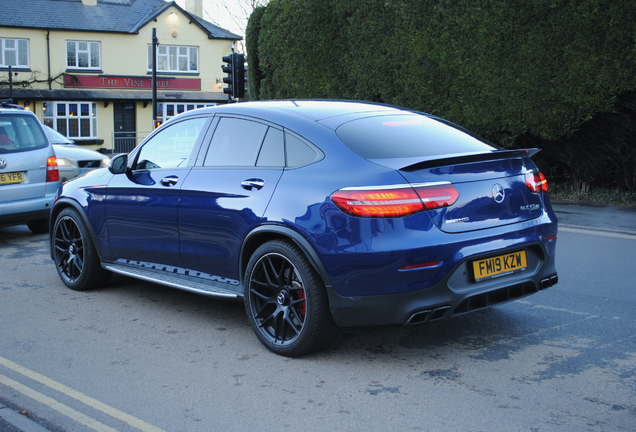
top-left (247, 0), bottom-right (635, 140)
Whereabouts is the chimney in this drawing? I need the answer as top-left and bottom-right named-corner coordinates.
top-left (185, 0), bottom-right (203, 17)
top-left (81, 0), bottom-right (97, 5)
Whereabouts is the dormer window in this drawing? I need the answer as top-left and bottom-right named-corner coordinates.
top-left (66, 41), bottom-right (101, 70)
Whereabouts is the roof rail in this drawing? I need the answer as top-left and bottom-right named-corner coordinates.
top-left (0, 100), bottom-right (24, 110)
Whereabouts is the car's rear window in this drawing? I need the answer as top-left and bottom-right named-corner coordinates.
top-left (335, 114), bottom-right (498, 159)
top-left (0, 114), bottom-right (48, 154)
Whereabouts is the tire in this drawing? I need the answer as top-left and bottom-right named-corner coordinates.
top-left (27, 218), bottom-right (49, 234)
top-left (244, 240), bottom-right (339, 357)
top-left (52, 208), bottom-right (112, 291)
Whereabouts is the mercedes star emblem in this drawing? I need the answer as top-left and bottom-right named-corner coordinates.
top-left (492, 184), bottom-right (505, 203)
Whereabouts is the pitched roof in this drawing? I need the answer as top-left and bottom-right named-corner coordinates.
top-left (0, 0), bottom-right (241, 39)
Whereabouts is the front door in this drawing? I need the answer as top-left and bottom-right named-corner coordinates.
top-left (113, 102), bottom-right (136, 153)
top-left (104, 116), bottom-right (211, 267)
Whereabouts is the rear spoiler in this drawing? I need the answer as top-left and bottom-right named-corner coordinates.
top-left (399, 148), bottom-right (541, 172)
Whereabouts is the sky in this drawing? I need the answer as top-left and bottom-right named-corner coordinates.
top-left (173, 0), bottom-right (255, 38)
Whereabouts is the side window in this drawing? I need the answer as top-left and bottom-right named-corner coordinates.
top-left (256, 128), bottom-right (284, 167)
top-left (204, 118), bottom-right (268, 166)
top-left (285, 132), bottom-right (320, 167)
top-left (135, 117), bottom-right (207, 170)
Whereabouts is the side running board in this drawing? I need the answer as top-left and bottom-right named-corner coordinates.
top-left (102, 262), bottom-right (243, 300)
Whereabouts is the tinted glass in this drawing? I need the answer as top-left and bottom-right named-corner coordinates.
top-left (256, 128), bottom-right (284, 167)
top-left (286, 132), bottom-right (319, 167)
top-left (135, 117), bottom-right (207, 169)
top-left (204, 118), bottom-right (268, 166)
top-left (336, 114), bottom-right (497, 159)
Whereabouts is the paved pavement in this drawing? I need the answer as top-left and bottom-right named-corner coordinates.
top-left (1, 198), bottom-right (634, 432)
top-left (551, 199), bottom-right (636, 234)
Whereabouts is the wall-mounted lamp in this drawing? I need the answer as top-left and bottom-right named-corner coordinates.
top-left (216, 79), bottom-right (223, 89)
top-left (169, 12), bottom-right (177, 19)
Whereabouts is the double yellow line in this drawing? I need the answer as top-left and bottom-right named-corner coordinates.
top-left (0, 356), bottom-right (164, 432)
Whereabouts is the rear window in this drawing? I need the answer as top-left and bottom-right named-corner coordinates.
top-left (336, 114), bottom-right (498, 159)
top-left (0, 114), bottom-right (48, 154)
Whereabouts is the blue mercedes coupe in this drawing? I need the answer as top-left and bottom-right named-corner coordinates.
top-left (50, 100), bottom-right (558, 356)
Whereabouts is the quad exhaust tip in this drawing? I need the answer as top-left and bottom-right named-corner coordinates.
top-left (406, 305), bottom-right (450, 325)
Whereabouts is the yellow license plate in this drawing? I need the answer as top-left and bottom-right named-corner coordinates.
top-left (472, 250), bottom-right (527, 282)
top-left (0, 171), bottom-right (25, 185)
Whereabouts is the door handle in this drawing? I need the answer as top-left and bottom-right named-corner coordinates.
top-left (241, 178), bottom-right (265, 191)
top-left (160, 175), bottom-right (179, 187)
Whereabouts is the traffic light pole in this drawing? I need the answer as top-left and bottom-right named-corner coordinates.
top-left (152, 28), bottom-right (159, 128)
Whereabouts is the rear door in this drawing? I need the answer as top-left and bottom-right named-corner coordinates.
top-left (178, 116), bottom-right (284, 282)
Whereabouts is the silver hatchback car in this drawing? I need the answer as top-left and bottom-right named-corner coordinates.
top-left (0, 101), bottom-right (60, 233)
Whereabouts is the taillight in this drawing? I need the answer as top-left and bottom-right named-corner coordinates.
top-left (46, 156), bottom-right (59, 182)
top-left (331, 182), bottom-right (459, 218)
top-left (413, 183), bottom-right (460, 210)
top-left (526, 171), bottom-right (548, 193)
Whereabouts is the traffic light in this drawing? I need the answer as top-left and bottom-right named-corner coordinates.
top-left (221, 54), bottom-right (234, 97)
top-left (234, 54), bottom-right (248, 99)
top-left (221, 53), bottom-right (248, 99)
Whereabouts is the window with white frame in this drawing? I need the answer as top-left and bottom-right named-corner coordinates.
top-left (147, 45), bottom-right (198, 73)
top-left (1, 38), bottom-right (29, 68)
top-left (156, 103), bottom-right (215, 125)
top-left (42, 102), bottom-right (98, 139)
top-left (66, 41), bottom-right (100, 70)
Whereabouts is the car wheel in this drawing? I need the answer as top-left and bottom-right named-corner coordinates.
top-left (52, 208), bottom-right (112, 291)
top-left (27, 218), bottom-right (49, 234)
top-left (245, 240), bottom-right (339, 357)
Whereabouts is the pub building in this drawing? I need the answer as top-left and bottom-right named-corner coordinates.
top-left (0, 0), bottom-right (241, 153)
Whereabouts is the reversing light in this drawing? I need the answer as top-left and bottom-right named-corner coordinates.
top-left (525, 171), bottom-right (548, 193)
top-left (46, 156), bottom-right (59, 182)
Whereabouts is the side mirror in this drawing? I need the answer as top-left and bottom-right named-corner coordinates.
top-left (109, 154), bottom-right (128, 174)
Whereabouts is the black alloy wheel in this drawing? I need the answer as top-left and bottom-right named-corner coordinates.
top-left (245, 240), bottom-right (339, 357)
top-left (52, 208), bottom-right (111, 291)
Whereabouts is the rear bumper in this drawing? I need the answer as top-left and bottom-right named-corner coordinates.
top-left (0, 194), bottom-right (56, 226)
top-left (328, 251), bottom-right (557, 327)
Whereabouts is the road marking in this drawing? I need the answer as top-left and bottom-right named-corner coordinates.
top-left (0, 356), bottom-right (165, 432)
top-left (560, 226), bottom-right (636, 240)
top-left (529, 304), bottom-right (591, 316)
top-left (0, 373), bottom-right (118, 432)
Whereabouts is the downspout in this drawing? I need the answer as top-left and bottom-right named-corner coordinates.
top-left (47, 29), bottom-right (51, 90)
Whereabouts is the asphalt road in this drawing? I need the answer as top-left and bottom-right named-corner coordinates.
top-left (1, 199), bottom-right (635, 432)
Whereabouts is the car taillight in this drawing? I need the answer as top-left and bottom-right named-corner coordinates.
top-left (413, 183), bottom-right (460, 210)
top-left (46, 156), bottom-right (59, 182)
top-left (331, 182), bottom-right (459, 218)
top-left (525, 171), bottom-right (548, 193)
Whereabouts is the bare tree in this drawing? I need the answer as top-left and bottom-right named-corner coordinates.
top-left (202, 0), bottom-right (269, 43)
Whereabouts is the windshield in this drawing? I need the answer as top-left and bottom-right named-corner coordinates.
top-left (0, 114), bottom-right (48, 153)
top-left (336, 114), bottom-right (498, 160)
top-left (43, 125), bottom-right (74, 145)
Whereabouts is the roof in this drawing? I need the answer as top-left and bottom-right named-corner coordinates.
top-left (0, 0), bottom-right (241, 39)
